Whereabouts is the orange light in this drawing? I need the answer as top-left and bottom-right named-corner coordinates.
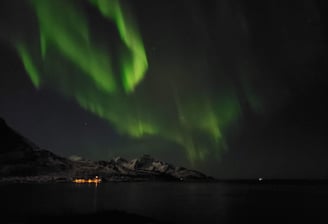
top-left (73, 177), bottom-right (102, 184)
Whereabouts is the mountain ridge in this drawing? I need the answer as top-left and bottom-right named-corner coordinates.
top-left (0, 118), bottom-right (213, 183)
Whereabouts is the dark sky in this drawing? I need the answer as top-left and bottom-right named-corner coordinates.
top-left (0, 0), bottom-right (327, 179)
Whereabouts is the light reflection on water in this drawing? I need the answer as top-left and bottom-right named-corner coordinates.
top-left (1, 182), bottom-right (328, 223)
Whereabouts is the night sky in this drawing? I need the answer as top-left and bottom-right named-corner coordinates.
top-left (0, 0), bottom-right (327, 179)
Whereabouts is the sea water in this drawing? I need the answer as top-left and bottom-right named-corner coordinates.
top-left (1, 182), bottom-right (328, 223)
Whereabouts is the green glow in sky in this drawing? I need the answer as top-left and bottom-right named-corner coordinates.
top-left (29, 0), bottom-right (117, 93)
top-left (89, 0), bottom-right (148, 92)
top-left (14, 0), bottom-right (242, 164)
top-left (16, 44), bottom-right (40, 88)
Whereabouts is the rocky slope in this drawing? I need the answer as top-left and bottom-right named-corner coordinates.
top-left (0, 118), bottom-right (213, 183)
top-left (0, 118), bottom-right (71, 178)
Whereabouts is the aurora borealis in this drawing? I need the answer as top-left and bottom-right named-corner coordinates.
top-left (12, 0), bottom-right (242, 163)
top-left (20, 0), bottom-right (148, 93)
top-left (1, 0), bottom-right (327, 177)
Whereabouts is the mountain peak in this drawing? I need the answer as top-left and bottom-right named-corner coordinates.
top-left (0, 118), bottom-right (213, 183)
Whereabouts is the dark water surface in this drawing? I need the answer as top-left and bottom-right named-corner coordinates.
top-left (1, 182), bottom-right (328, 223)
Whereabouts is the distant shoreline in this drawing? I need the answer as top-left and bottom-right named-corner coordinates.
top-left (0, 175), bottom-right (216, 184)
top-left (1, 175), bottom-right (328, 185)
top-left (213, 178), bottom-right (328, 185)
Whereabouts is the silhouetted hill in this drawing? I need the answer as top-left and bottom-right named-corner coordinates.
top-left (0, 118), bottom-right (71, 177)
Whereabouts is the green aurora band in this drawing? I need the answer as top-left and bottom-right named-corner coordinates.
top-left (14, 0), bottom-right (243, 163)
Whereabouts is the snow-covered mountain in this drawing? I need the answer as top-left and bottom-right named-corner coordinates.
top-left (70, 154), bottom-right (210, 182)
top-left (0, 118), bottom-right (213, 183)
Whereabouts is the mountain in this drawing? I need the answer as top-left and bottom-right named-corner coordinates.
top-left (70, 154), bottom-right (210, 182)
top-left (0, 118), bottom-right (213, 183)
top-left (0, 118), bottom-right (71, 178)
